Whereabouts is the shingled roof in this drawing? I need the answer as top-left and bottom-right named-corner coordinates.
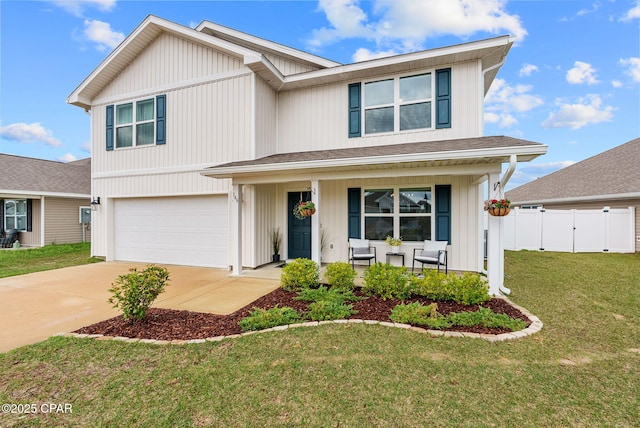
top-left (507, 137), bottom-right (640, 203)
top-left (0, 154), bottom-right (91, 196)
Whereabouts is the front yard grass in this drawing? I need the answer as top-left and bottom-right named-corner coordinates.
top-left (0, 243), bottom-right (102, 279)
top-left (1, 251), bottom-right (639, 427)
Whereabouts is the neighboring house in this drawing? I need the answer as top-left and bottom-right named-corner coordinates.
top-left (507, 137), bottom-right (640, 252)
top-left (67, 15), bottom-right (547, 294)
top-left (0, 154), bottom-right (91, 247)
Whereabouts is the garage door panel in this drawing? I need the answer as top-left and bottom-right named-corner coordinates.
top-left (114, 196), bottom-right (228, 268)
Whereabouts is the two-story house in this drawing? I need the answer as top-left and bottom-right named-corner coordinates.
top-left (68, 15), bottom-right (547, 295)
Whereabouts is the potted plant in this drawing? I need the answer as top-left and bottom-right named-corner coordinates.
top-left (484, 198), bottom-right (511, 217)
top-left (294, 200), bottom-right (316, 219)
top-left (270, 227), bottom-right (282, 263)
top-left (385, 235), bottom-right (402, 253)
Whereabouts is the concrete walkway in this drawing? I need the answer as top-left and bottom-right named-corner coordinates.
top-left (0, 262), bottom-right (279, 353)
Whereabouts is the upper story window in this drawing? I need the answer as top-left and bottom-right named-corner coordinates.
top-left (348, 68), bottom-right (450, 138)
top-left (116, 98), bottom-right (155, 148)
top-left (106, 94), bottom-right (166, 151)
top-left (364, 74), bottom-right (432, 134)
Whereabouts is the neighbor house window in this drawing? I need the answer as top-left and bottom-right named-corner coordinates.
top-left (364, 188), bottom-right (432, 241)
top-left (364, 73), bottom-right (432, 135)
top-left (115, 98), bottom-right (155, 148)
top-left (4, 200), bottom-right (27, 231)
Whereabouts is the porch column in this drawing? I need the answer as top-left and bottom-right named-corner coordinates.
top-left (231, 183), bottom-right (243, 276)
top-left (310, 179), bottom-right (321, 265)
top-left (486, 173), bottom-right (504, 295)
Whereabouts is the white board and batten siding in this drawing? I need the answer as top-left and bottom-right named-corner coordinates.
top-left (504, 207), bottom-right (636, 253)
top-left (113, 196), bottom-right (228, 268)
top-left (276, 60), bottom-right (483, 154)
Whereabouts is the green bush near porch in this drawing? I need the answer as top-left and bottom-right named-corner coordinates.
top-left (280, 258), bottom-right (319, 291)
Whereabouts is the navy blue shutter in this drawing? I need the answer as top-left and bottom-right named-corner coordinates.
top-left (348, 83), bottom-right (361, 138)
top-left (105, 105), bottom-right (114, 151)
top-left (435, 185), bottom-right (451, 243)
top-left (156, 94), bottom-right (166, 145)
top-left (435, 68), bottom-right (451, 129)
top-left (26, 199), bottom-right (32, 232)
top-left (348, 188), bottom-right (361, 239)
top-left (0, 199), bottom-right (4, 232)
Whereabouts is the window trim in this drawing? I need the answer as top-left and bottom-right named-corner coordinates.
top-left (362, 186), bottom-right (434, 242)
top-left (4, 199), bottom-right (27, 232)
top-left (362, 71), bottom-right (435, 136)
top-left (114, 97), bottom-right (156, 149)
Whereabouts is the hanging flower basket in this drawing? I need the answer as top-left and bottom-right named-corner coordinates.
top-left (484, 199), bottom-right (511, 217)
top-left (488, 206), bottom-right (511, 217)
top-left (294, 201), bottom-right (316, 220)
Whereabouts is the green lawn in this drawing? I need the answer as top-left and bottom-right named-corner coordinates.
top-left (1, 251), bottom-right (639, 427)
top-left (0, 243), bottom-right (102, 278)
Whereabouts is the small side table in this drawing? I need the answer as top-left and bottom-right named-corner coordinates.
top-left (385, 252), bottom-right (405, 266)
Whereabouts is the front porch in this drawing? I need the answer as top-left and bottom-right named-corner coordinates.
top-left (202, 137), bottom-right (547, 295)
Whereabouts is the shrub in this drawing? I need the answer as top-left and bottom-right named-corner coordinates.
top-left (390, 301), bottom-right (440, 325)
top-left (450, 272), bottom-right (490, 305)
top-left (447, 308), bottom-right (526, 331)
top-left (362, 263), bottom-right (411, 300)
top-left (324, 261), bottom-right (357, 291)
top-left (238, 305), bottom-right (301, 331)
top-left (306, 301), bottom-right (357, 321)
top-left (410, 270), bottom-right (490, 305)
top-left (280, 258), bottom-right (319, 291)
top-left (410, 270), bottom-right (452, 301)
top-left (108, 265), bottom-right (170, 322)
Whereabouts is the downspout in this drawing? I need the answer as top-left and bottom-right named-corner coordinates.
top-left (497, 154), bottom-right (517, 295)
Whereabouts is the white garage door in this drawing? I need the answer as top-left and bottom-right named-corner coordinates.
top-left (114, 196), bottom-right (228, 268)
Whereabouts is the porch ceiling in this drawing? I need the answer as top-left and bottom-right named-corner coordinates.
top-left (201, 136), bottom-right (547, 183)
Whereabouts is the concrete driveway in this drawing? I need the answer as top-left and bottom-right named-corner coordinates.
top-left (0, 262), bottom-right (279, 353)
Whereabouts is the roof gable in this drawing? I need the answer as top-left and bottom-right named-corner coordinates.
top-left (507, 137), bottom-right (640, 203)
top-left (0, 154), bottom-right (91, 196)
top-left (69, 15), bottom-right (514, 109)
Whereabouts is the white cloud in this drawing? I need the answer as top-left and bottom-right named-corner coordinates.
top-left (519, 63), bottom-right (539, 77)
top-left (352, 47), bottom-right (399, 62)
top-left (566, 61), bottom-right (600, 85)
top-left (621, 1), bottom-right (640, 22)
top-left (611, 80), bottom-right (623, 88)
top-left (308, 0), bottom-right (527, 55)
top-left (541, 94), bottom-right (614, 130)
top-left (0, 122), bottom-right (62, 147)
top-left (58, 153), bottom-right (77, 163)
top-left (81, 140), bottom-right (92, 153)
top-left (307, 0), bottom-right (374, 49)
top-left (50, 0), bottom-right (116, 17)
top-left (619, 57), bottom-right (640, 82)
top-left (83, 19), bottom-right (125, 51)
top-left (484, 78), bottom-right (544, 127)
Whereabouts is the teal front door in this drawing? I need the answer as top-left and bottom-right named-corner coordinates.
top-left (288, 192), bottom-right (311, 259)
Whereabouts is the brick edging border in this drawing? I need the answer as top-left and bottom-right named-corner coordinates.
top-left (55, 296), bottom-right (542, 345)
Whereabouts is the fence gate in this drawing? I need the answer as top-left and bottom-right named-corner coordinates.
top-left (503, 207), bottom-right (635, 253)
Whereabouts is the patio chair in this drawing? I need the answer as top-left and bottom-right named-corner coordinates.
top-left (412, 240), bottom-right (448, 274)
top-left (348, 238), bottom-right (377, 269)
top-left (0, 229), bottom-right (19, 248)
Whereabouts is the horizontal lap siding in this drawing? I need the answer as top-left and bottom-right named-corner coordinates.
top-left (44, 198), bottom-right (91, 245)
top-left (277, 61), bottom-right (481, 153)
top-left (17, 199), bottom-right (41, 247)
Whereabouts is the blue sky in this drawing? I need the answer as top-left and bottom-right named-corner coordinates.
top-left (1, 0), bottom-right (639, 189)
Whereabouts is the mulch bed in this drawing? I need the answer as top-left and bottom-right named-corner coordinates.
top-left (74, 288), bottom-right (532, 341)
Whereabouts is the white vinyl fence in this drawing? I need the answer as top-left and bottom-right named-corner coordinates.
top-left (503, 207), bottom-right (636, 253)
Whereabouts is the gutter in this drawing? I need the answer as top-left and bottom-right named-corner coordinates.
top-left (497, 154), bottom-right (517, 296)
